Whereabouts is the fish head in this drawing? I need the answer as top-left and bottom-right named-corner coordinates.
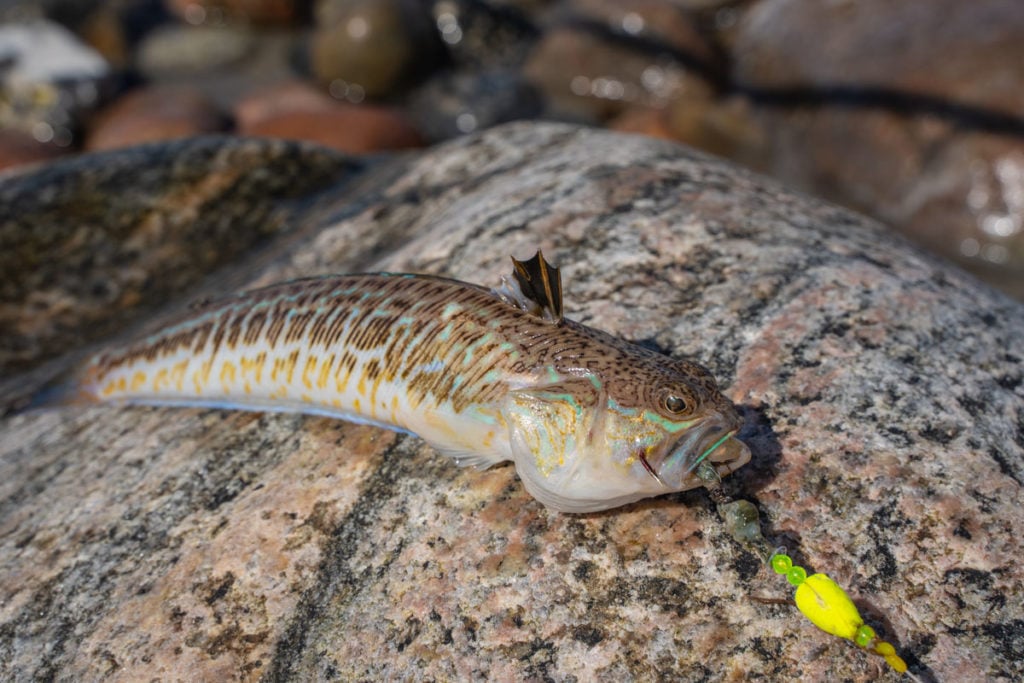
top-left (505, 359), bottom-right (751, 512)
top-left (628, 360), bottom-right (752, 493)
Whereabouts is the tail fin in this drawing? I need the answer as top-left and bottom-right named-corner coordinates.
top-left (2, 364), bottom-right (97, 417)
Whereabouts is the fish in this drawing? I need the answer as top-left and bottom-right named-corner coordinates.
top-left (31, 252), bottom-right (751, 512)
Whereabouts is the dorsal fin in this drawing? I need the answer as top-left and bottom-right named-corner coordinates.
top-left (511, 251), bottom-right (563, 323)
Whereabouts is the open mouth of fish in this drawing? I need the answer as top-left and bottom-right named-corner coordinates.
top-left (650, 414), bottom-right (752, 489)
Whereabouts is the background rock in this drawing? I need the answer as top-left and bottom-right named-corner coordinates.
top-left (1, 123), bottom-right (1022, 681)
top-left (236, 80), bottom-right (424, 153)
top-left (0, 19), bottom-right (115, 149)
top-left (406, 68), bottom-right (542, 140)
top-left (85, 84), bottom-right (227, 151)
top-left (0, 129), bottom-right (70, 172)
top-left (523, 24), bottom-right (716, 122)
top-left (135, 23), bottom-right (255, 78)
top-left (428, 0), bottom-right (539, 69)
top-left (732, 0), bottom-right (1024, 299)
top-left (0, 136), bottom-right (359, 375)
top-left (163, 0), bottom-right (313, 25)
top-left (309, 0), bottom-right (446, 99)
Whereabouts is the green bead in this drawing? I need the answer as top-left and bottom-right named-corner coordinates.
top-left (786, 565), bottom-right (807, 586)
top-left (855, 624), bottom-right (876, 647)
top-left (771, 554), bottom-right (792, 574)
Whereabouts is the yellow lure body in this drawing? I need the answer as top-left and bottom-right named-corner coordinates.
top-left (771, 555), bottom-right (909, 675)
top-left (793, 573), bottom-right (863, 640)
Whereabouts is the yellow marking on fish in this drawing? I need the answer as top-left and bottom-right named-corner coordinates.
top-left (390, 395), bottom-right (399, 422)
top-left (237, 360), bottom-right (255, 393)
top-left (240, 356), bottom-right (263, 382)
top-left (302, 356), bottom-right (318, 390)
top-left (357, 374), bottom-right (367, 397)
top-left (301, 393), bottom-right (312, 403)
top-left (331, 398), bottom-right (342, 408)
top-left (335, 365), bottom-right (350, 394)
top-left (193, 360), bottom-right (213, 395)
top-left (254, 352), bottom-right (266, 382)
top-left (424, 411), bottom-right (460, 442)
top-left (153, 368), bottom-right (170, 393)
top-left (317, 355), bottom-right (334, 390)
top-left (353, 397), bottom-right (361, 412)
top-left (171, 361), bottom-right (188, 392)
top-left (284, 352), bottom-right (298, 384)
top-left (130, 371), bottom-right (148, 392)
top-left (101, 381), bottom-right (117, 398)
top-left (220, 361), bottom-right (237, 388)
top-left (271, 357), bottom-right (285, 383)
top-left (368, 377), bottom-right (382, 415)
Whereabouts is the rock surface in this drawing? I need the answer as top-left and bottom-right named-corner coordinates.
top-left (0, 19), bottom-right (113, 149)
top-left (85, 85), bottom-right (227, 151)
top-left (1, 123), bottom-right (1022, 681)
top-left (236, 81), bottom-right (424, 153)
top-left (0, 137), bottom-right (359, 374)
top-left (733, 0), bottom-right (1024, 299)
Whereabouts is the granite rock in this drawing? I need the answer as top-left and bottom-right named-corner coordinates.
top-left (0, 136), bottom-right (360, 375)
top-left (732, 0), bottom-right (1024, 299)
top-left (1, 123), bottom-right (1022, 681)
top-left (236, 81), bottom-right (424, 153)
top-left (523, 24), bottom-right (716, 123)
top-left (85, 85), bottom-right (227, 151)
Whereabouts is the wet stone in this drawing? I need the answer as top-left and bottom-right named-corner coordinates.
top-left (428, 0), bottom-right (540, 69)
top-left (523, 24), bottom-right (716, 123)
top-left (406, 68), bottom-right (542, 141)
top-left (236, 80), bottom-right (424, 153)
top-left (1, 122), bottom-right (1022, 681)
top-left (85, 84), bottom-right (227, 151)
top-left (0, 19), bottom-right (115, 149)
top-left (0, 136), bottom-right (359, 374)
top-left (310, 0), bottom-right (445, 99)
top-left (732, 0), bottom-right (1024, 299)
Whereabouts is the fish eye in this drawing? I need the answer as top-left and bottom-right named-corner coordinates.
top-left (664, 394), bottom-right (689, 414)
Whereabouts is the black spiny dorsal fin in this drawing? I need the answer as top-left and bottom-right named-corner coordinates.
top-left (511, 250), bottom-right (563, 323)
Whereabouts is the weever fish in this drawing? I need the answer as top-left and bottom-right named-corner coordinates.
top-left (34, 252), bottom-right (751, 512)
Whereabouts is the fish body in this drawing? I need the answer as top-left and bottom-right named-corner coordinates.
top-left (46, 253), bottom-right (750, 512)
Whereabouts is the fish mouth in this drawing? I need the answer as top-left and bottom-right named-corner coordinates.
top-left (653, 413), bottom-right (752, 489)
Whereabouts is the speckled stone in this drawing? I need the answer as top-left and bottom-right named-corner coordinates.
top-left (1, 123), bottom-right (1022, 681)
top-left (0, 136), bottom-right (359, 375)
top-left (732, 0), bottom-right (1024, 300)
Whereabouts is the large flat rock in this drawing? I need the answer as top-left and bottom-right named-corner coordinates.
top-left (1, 124), bottom-right (1022, 681)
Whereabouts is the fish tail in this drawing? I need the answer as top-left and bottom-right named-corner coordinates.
top-left (4, 365), bottom-right (100, 417)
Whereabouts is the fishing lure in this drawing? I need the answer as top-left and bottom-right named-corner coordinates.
top-left (698, 462), bottom-right (912, 677)
top-left (35, 252), bottom-right (751, 512)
